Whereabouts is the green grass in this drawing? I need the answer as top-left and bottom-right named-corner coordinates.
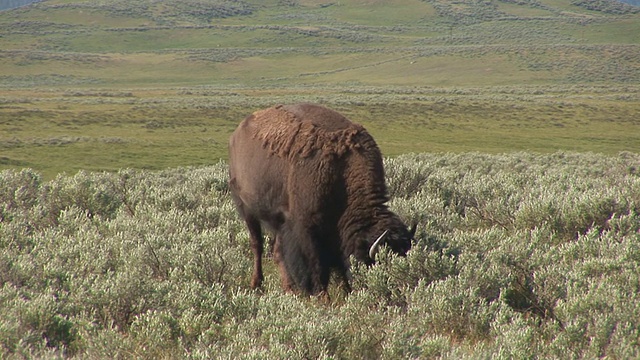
top-left (580, 18), bottom-right (640, 43)
top-left (0, 92), bottom-right (241, 178)
top-left (328, 0), bottom-right (437, 25)
top-left (0, 0), bottom-right (639, 178)
top-left (2, 86), bottom-right (639, 179)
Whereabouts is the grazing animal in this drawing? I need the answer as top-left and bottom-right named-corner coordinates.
top-left (228, 103), bottom-right (414, 295)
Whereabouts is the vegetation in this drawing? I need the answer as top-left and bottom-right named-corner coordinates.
top-left (0, 0), bottom-right (39, 11)
top-left (0, 1), bottom-right (639, 357)
top-left (1, 0), bottom-right (639, 177)
top-left (1, 152), bottom-right (639, 358)
top-left (1, 85), bottom-right (639, 179)
top-left (572, 0), bottom-right (640, 14)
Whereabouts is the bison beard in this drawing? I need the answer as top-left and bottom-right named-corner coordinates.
top-left (228, 103), bottom-right (414, 296)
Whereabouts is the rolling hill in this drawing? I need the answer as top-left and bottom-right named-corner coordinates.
top-left (1, 0), bottom-right (639, 88)
top-left (0, 0), bottom-right (639, 177)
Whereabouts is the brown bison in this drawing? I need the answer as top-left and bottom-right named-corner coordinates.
top-left (228, 103), bottom-right (414, 295)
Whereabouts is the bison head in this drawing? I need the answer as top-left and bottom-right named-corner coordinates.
top-left (366, 220), bottom-right (416, 264)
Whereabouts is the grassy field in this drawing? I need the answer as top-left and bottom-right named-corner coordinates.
top-left (1, 85), bottom-right (639, 179)
top-left (1, 0), bottom-right (639, 178)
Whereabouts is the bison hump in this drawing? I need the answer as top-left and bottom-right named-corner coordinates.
top-left (249, 104), bottom-right (372, 159)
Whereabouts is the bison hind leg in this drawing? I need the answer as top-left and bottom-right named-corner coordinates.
top-left (229, 181), bottom-right (265, 290)
top-left (245, 216), bottom-right (265, 289)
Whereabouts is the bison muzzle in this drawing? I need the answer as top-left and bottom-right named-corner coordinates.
top-left (228, 103), bottom-right (415, 296)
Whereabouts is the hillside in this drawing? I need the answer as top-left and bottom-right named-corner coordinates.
top-left (621, 0), bottom-right (640, 6)
top-left (0, 0), bottom-right (39, 11)
top-left (0, 0), bottom-right (639, 177)
top-left (1, 0), bottom-right (639, 88)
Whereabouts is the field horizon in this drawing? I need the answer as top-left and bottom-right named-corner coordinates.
top-left (1, 0), bottom-right (639, 177)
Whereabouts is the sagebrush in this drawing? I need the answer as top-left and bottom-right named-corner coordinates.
top-left (1, 152), bottom-right (639, 358)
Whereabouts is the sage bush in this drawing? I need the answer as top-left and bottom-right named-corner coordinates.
top-left (1, 152), bottom-right (639, 358)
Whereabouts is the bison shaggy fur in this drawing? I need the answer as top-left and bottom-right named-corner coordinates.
top-left (228, 103), bottom-right (413, 296)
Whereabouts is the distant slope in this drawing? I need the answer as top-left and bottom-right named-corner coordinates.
top-left (0, 0), bottom-right (638, 88)
top-left (572, 0), bottom-right (640, 13)
top-left (0, 0), bottom-right (40, 11)
top-left (619, 0), bottom-right (640, 6)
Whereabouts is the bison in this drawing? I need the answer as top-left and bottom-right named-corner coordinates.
top-left (228, 103), bottom-right (415, 296)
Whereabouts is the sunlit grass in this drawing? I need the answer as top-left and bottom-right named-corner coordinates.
top-left (0, 0), bottom-right (638, 178)
top-left (2, 86), bottom-right (638, 179)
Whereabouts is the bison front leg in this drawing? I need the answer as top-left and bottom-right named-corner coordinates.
top-left (275, 220), bottom-right (332, 296)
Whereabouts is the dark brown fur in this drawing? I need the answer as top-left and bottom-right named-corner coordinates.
top-left (228, 103), bottom-right (413, 295)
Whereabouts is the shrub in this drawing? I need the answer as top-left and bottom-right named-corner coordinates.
top-left (1, 152), bottom-right (639, 358)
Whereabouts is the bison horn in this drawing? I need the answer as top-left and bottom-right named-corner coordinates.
top-left (368, 229), bottom-right (389, 260)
